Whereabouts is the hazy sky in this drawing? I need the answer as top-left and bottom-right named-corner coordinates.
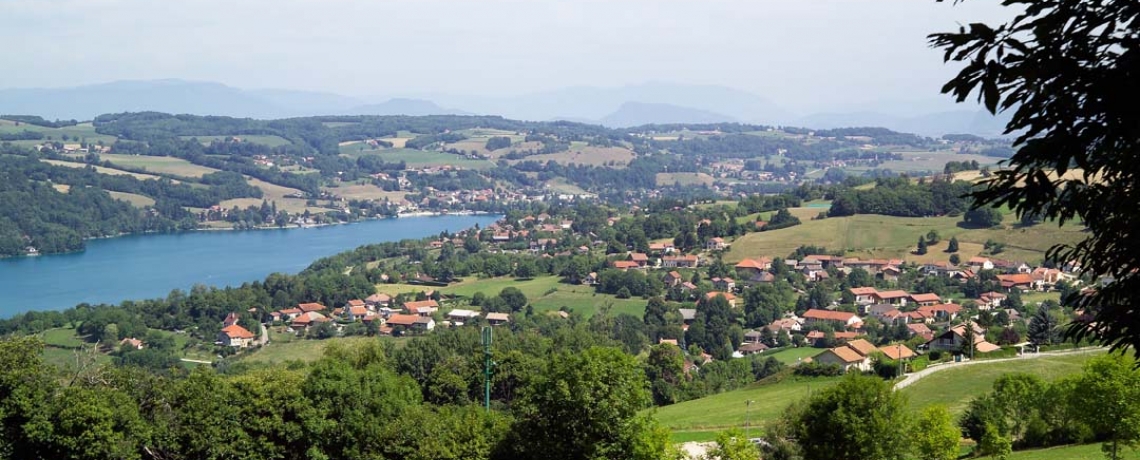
top-left (1, 0), bottom-right (1011, 112)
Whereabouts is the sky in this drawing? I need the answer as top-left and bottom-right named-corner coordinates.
top-left (0, 0), bottom-right (1012, 113)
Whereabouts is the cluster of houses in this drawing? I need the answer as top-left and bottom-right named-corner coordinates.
top-left (217, 293), bottom-right (512, 348)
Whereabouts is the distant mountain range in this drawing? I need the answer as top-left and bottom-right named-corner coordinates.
top-left (0, 79), bottom-right (1009, 137)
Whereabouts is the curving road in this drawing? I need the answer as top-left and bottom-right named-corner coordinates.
top-left (893, 347), bottom-right (1102, 390)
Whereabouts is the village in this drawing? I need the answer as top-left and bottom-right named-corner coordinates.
top-left (205, 203), bottom-right (1083, 382)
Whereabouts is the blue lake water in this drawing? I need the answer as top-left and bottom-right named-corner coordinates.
top-left (0, 215), bottom-right (499, 317)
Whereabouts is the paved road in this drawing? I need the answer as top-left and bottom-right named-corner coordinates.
top-left (894, 347), bottom-right (1101, 390)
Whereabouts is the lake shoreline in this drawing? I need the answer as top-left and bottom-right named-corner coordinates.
top-left (2, 214), bottom-right (502, 316)
top-left (10, 211), bottom-right (500, 259)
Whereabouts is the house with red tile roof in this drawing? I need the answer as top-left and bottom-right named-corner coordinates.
top-left (849, 287), bottom-right (879, 304)
top-left (997, 274), bottom-right (1036, 291)
top-left (662, 254), bottom-right (699, 268)
top-left (628, 252), bottom-right (650, 267)
top-left (119, 337), bottom-right (145, 350)
top-left (916, 303), bottom-right (963, 322)
top-left (291, 311), bottom-right (329, 329)
top-left (612, 260), bottom-right (641, 271)
top-left (704, 291), bottom-right (738, 308)
top-left (813, 339), bottom-right (877, 372)
top-left (909, 292), bottom-right (942, 307)
top-left (663, 271), bottom-right (683, 287)
top-left (734, 258), bottom-right (772, 281)
top-left (977, 291), bottom-right (1007, 310)
top-left (365, 293), bottom-right (392, 307)
top-left (223, 312), bottom-right (241, 327)
top-left (871, 290), bottom-right (910, 306)
top-left (705, 237), bottom-right (727, 251)
top-left (403, 299), bottom-right (439, 316)
top-left (908, 322), bottom-right (934, 340)
top-left (298, 302), bottom-right (327, 313)
top-left (219, 324), bottom-right (255, 348)
top-left (803, 309), bottom-right (862, 328)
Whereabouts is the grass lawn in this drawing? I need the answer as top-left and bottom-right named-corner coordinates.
top-left (439, 276), bottom-right (646, 318)
top-left (902, 350), bottom-right (1102, 415)
top-left (1008, 443), bottom-right (1140, 459)
top-left (651, 376), bottom-right (844, 433)
top-left (40, 327), bottom-right (86, 348)
top-left (179, 135), bottom-right (293, 147)
top-left (762, 346), bottom-right (819, 365)
top-left (725, 214), bottom-right (1084, 265)
top-left (97, 153), bottom-right (221, 178)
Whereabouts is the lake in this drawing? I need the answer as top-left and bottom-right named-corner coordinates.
top-left (0, 214), bottom-right (499, 317)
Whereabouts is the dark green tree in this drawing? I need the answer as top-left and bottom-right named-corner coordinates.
top-left (791, 373), bottom-right (911, 460)
top-left (507, 347), bottom-right (668, 460)
top-left (932, 0), bottom-right (1140, 354)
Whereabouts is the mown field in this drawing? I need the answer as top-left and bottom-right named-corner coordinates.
top-left (513, 146), bottom-right (635, 167)
top-left (726, 214), bottom-right (1086, 265)
top-left (0, 120), bottom-right (118, 146)
top-left (843, 150), bottom-right (1001, 174)
top-left (179, 134), bottom-right (293, 147)
top-left (656, 172), bottom-right (715, 187)
top-left (107, 190), bottom-right (156, 207)
top-left (437, 275), bottom-right (646, 318)
top-left (98, 153), bottom-right (222, 178)
top-left (220, 176), bottom-right (332, 214)
top-left (339, 147), bottom-right (493, 169)
top-left (42, 159), bottom-right (165, 181)
top-left (323, 183), bottom-right (409, 203)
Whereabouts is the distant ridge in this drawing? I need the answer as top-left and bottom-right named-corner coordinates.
top-left (598, 101), bottom-right (736, 128)
top-left (0, 79), bottom-right (1010, 136)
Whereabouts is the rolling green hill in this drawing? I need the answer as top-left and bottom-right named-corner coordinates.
top-left (726, 213), bottom-right (1085, 264)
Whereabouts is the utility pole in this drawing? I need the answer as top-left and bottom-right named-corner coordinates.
top-left (482, 326), bottom-right (493, 412)
top-left (745, 400), bottom-right (755, 439)
top-left (897, 343), bottom-right (903, 377)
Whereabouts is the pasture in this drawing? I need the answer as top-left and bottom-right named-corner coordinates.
top-left (514, 146), bottom-right (635, 167)
top-left (42, 159), bottom-right (166, 181)
top-left (726, 214), bottom-right (1085, 265)
top-left (179, 135), bottom-right (293, 147)
top-left (656, 172), bottom-right (715, 187)
top-left (98, 153), bottom-right (221, 178)
top-left (340, 148), bottom-right (493, 169)
top-left (0, 120), bottom-right (118, 145)
top-left (845, 150), bottom-right (1001, 174)
top-left (107, 191), bottom-right (156, 207)
top-left (220, 176), bottom-right (332, 214)
top-left (324, 183), bottom-right (409, 203)
top-left (438, 275), bottom-right (646, 318)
